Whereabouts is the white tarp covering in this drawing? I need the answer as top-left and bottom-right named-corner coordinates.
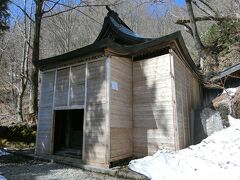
top-left (129, 116), bottom-right (240, 180)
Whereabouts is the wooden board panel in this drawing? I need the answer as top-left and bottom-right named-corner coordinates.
top-left (109, 56), bottom-right (133, 161)
top-left (84, 59), bottom-right (108, 164)
top-left (110, 57), bottom-right (132, 128)
top-left (110, 128), bottom-right (132, 160)
top-left (69, 64), bottom-right (85, 106)
top-left (39, 72), bottom-right (55, 108)
top-left (55, 68), bottom-right (70, 106)
top-left (36, 71), bottom-right (55, 154)
top-left (173, 52), bottom-right (201, 149)
top-left (133, 54), bottom-right (175, 157)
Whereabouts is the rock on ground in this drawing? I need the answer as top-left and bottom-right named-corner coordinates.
top-left (232, 88), bottom-right (240, 118)
top-left (212, 93), bottom-right (231, 127)
top-left (200, 108), bottom-right (223, 136)
top-left (212, 87), bottom-right (239, 127)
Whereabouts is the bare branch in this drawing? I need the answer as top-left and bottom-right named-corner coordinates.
top-left (42, 2), bottom-right (102, 25)
top-left (43, 0), bottom-right (61, 14)
top-left (183, 24), bottom-right (194, 37)
top-left (43, 0), bottom-right (118, 18)
top-left (9, 0), bottom-right (34, 22)
top-left (0, 78), bottom-right (20, 93)
top-left (8, 12), bottom-right (33, 50)
top-left (197, 0), bottom-right (219, 16)
top-left (192, 0), bottom-right (213, 16)
top-left (176, 16), bottom-right (240, 24)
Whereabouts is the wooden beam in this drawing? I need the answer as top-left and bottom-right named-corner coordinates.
top-left (82, 62), bottom-right (88, 161)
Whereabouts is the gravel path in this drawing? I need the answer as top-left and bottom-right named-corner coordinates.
top-left (0, 155), bottom-right (124, 180)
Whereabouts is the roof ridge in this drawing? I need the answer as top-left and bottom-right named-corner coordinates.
top-left (94, 7), bottom-right (147, 45)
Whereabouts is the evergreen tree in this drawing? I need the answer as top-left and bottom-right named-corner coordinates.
top-left (0, 0), bottom-right (9, 33)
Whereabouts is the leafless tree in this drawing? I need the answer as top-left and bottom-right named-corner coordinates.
top-left (176, 0), bottom-right (240, 73)
top-left (0, 0), bottom-right (33, 122)
top-left (9, 0), bottom-right (119, 121)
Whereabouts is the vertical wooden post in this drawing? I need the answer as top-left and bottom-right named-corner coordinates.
top-left (169, 50), bottom-right (179, 150)
top-left (49, 70), bottom-right (57, 154)
top-left (82, 63), bottom-right (88, 161)
top-left (35, 72), bottom-right (43, 154)
top-left (105, 57), bottom-right (111, 165)
top-left (67, 67), bottom-right (72, 106)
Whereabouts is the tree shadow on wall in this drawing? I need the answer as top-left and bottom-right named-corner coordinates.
top-left (133, 59), bottom-right (170, 157)
top-left (84, 60), bottom-right (106, 165)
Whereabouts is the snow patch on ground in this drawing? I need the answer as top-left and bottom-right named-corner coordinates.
top-left (129, 116), bottom-right (240, 180)
top-left (0, 149), bottom-right (9, 180)
top-left (0, 149), bottom-right (9, 156)
top-left (222, 88), bottom-right (237, 97)
top-left (0, 175), bottom-right (6, 180)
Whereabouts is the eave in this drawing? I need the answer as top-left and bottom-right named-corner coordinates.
top-left (37, 31), bottom-right (200, 79)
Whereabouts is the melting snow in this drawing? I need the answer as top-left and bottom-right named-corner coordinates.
top-left (222, 88), bottom-right (238, 97)
top-left (129, 116), bottom-right (240, 180)
top-left (0, 149), bottom-right (9, 156)
top-left (0, 175), bottom-right (6, 180)
top-left (0, 149), bottom-right (9, 180)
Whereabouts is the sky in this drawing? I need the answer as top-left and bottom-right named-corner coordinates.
top-left (148, 0), bottom-right (186, 17)
top-left (175, 0), bottom-right (185, 6)
top-left (8, 0), bottom-right (186, 24)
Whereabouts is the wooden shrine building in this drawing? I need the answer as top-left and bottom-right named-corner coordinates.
top-left (35, 7), bottom-right (202, 167)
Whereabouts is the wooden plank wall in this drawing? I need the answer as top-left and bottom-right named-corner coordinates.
top-left (55, 68), bottom-right (70, 106)
top-left (133, 54), bottom-right (175, 157)
top-left (36, 71), bottom-right (55, 154)
top-left (54, 65), bottom-right (85, 107)
top-left (70, 65), bottom-right (86, 106)
top-left (84, 60), bottom-right (109, 166)
top-left (173, 52), bottom-right (201, 149)
top-left (110, 56), bottom-right (133, 162)
top-left (36, 57), bottom-right (109, 167)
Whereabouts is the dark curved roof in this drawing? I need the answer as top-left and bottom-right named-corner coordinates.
top-left (95, 6), bottom-right (150, 45)
top-left (218, 63), bottom-right (240, 78)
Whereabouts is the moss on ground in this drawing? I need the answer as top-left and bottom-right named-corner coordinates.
top-left (0, 124), bottom-right (36, 149)
top-left (0, 138), bottom-right (35, 149)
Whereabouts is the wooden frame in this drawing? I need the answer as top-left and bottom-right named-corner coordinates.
top-left (67, 66), bottom-right (72, 106)
top-left (42, 56), bottom-right (107, 157)
top-left (54, 105), bottom-right (84, 110)
top-left (50, 70), bottom-right (57, 154)
top-left (169, 50), bottom-right (179, 150)
top-left (170, 49), bottom-right (193, 148)
top-left (41, 56), bottom-right (106, 73)
top-left (105, 57), bottom-right (111, 165)
top-left (82, 62), bottom-right (88, 161)
top-left (35, 72), bottom-right (43, 154)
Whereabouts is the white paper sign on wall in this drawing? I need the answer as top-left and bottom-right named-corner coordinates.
top-left (111, 81), bottom-right (118, 91)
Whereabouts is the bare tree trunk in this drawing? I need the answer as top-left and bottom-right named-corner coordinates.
top-left (17, 0), bottom-right (32, 121)
top-left (29, 0), bottom-right (43, 120)
top-left (185, 0), bottom-right (205, 68)
top-left (16, 92), bottom-right (24, 121)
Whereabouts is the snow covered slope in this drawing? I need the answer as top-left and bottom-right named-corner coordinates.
top-left (129, 116), bottom-right (240, 180)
